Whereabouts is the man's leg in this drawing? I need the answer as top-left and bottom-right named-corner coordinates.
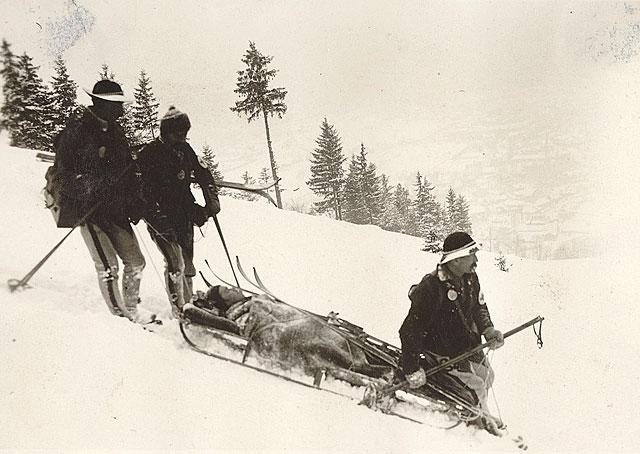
top-left (181, 234), bottom-right (196, 305)
top-left (150, 232), bottom-right (186, 316)
top-left (450, 358), bottom-right (494, 408)
top-left (80, 223), bottom-right (126, 316)
top-left (102, 221), bottom-right (146, 314)
top-left (450, 359), bottom-right (502, 434)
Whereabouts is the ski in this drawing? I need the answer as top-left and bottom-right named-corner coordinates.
top-left (203, 259), bottom-right (258, 296)
top-left (36, 152), bottom-right (55, 163)
top-left (234, 256), bottom-right (265, 295)
top-left (179, 319), bottom-right (449, 428)
top-left (34, 150), bottom-right (279, 206)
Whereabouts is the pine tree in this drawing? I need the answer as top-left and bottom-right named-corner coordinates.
top-left (13, 53), bottom-right (54, 150)
top-left (442, 188), bottom-right (472, 235)
top-left (378, 174), bottom-right (399, 231)
top-left (342, 144), bottom-right (383, 225)
top-left (393, 183), bottom-right (417, 235)
top-left (413, 173), bottom-right (444, 251)
top-left (0, 39), bottom-right (20, 135)
top-left (258, 167), bottom-right (270, 185)
top-left (98, 64), bottom-right (115, 81)
top-left (455, 194), bottom-right (473, 234)
top-left (118, 104), bottom-right (137, 145)
top-left (231, 42), bottom-right (287, 208)
top-left (230, 171), bottom-right (258, 201)
top-left (132, 69), bottom-right (159, 143)
top-left (412, 173), bottom-right (425, 236)
top-left (50, 56), bottom-right (79, 139)
top-left (444, 187), bottom-right (458, 235)
top-left (307, 118), bottom-right (346, 220)
top-left (200, 144), bottom-right (224, 181)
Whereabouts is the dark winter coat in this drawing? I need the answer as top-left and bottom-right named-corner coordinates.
top-left (136, 138), bottom-right (218, 247)
top-left (399, 265), bottom-right (494, 374)
top-left (53, 107), bottom-right (137, 228)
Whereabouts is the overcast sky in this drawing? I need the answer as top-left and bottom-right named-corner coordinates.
top-left (3, 0), bottom-right (640, 245)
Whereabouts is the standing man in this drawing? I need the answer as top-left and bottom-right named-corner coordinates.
top-left (53, 79), bottom-right (154, 324)
top-left (137, 106), bottom-right (220, 317)
top-left (399, 231), bottom-right (504, 433)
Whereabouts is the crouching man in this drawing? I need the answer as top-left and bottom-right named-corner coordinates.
top-left (399, 232), bottom-right (505, 435)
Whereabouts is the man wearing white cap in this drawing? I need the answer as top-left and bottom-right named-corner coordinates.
top-left (399, 231), bottom-right (504, 433)
top-left (52, 79), bottom-right (154, 324)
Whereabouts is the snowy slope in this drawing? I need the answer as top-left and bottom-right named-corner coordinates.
top-left (1, 141), bottom-right (638, 452)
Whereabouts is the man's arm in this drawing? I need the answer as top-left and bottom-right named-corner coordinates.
top-left (471, 276), bottom-right (503, 348)
top-left (189, 146), bottom-right (220, 216)
top-left (399, 278), bottom-right (434, 374)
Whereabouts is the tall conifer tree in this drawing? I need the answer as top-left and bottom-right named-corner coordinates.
top-left (132, 69), bottom-right (159, 143)
top-left (378, 174), bottom-right (399, 231)
top-left (0, 39), bottom-right (20, 135)
top-left (307, 118), bottom-right (346, 220)
top-left (393, 183), bottom-right (416, 235)
top-left (14, 53), bottom-right (53, 150)
top-left (455, 194), bottom-right (473, 234)
top-left (200, 143), bottom-right (224, 181)
top-left (231, 42), bottom-right (287, 208)
top-left (445, 187), bottom-right (459, 235)
top-left (342, 144), bottom-right (383, 225)
top-left (50, 56), bottom-right (79, 138)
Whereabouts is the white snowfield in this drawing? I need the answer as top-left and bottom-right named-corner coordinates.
top-left (1, 142), bottom-right (638, 453)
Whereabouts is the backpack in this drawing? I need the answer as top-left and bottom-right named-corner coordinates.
top-left (43, 165), bottom-right (84, 228)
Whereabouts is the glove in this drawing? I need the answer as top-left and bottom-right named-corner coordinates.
top-left (203, 186), bottom-right (221, 217)
top-left (405, 368), bottom-right (427, 389)
top-left (206, 196), bottom-right (221, 217)
top-left (191, 203), bottom-right (209, 227)
top-left (483, 327), bottom-right (505, 349)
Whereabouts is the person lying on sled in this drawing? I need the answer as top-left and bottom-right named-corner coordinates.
top-left (182, 285), bottom-right (391, 379)
top-left (399, 231), bottom-right (505, 435)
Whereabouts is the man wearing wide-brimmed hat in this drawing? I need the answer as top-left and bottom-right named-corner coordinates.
top-left (398, 231), bottom-right (504, 434)
top-left (52, 79), bottom-right (154, 324)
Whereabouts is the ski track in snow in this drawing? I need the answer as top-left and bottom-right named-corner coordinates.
top-left (1, 142), bottom-right (639, 452)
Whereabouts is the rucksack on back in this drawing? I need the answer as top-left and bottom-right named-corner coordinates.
top-left (44, 165), bottom-right (83, 228)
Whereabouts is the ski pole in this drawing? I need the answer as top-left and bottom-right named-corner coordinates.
top-left (8, 195), bottom-right (105, 292)
top-left (211, 214), bottom-right (240, 288)
top-left (379, 316), bottom-right (544, 397)
top-left (8, 158), bottom-right (139, 293)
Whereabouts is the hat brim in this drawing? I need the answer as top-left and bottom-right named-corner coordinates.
top-left (440, 243), bottom-right (479, 264)
top-left (83, 87), bottom-right (132, 103)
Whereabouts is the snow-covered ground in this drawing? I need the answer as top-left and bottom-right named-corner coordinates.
top-left (1, 141), bottom-right (639, 452)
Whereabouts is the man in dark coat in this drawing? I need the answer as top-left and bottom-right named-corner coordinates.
top-left (399, 232), bottom-right (504, 433)
top-left (53, 79), bottom-right (154, 324)
top-left (137, 106), bottom-right (220, 316)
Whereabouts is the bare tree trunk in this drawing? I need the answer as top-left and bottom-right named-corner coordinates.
top-left (262, 112), bottom-right (282, 208)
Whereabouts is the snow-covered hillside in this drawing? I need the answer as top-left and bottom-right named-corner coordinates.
top-left (1, 141), bottom-right (639, 452)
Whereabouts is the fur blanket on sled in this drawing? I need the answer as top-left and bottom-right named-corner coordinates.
top-left (221, 294), bottom-right (388, 377)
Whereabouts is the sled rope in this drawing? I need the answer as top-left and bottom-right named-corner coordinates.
top-left (134, 223), bottom-right (166, 289)
top-left (484, 349), bottom-right (504, 428)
